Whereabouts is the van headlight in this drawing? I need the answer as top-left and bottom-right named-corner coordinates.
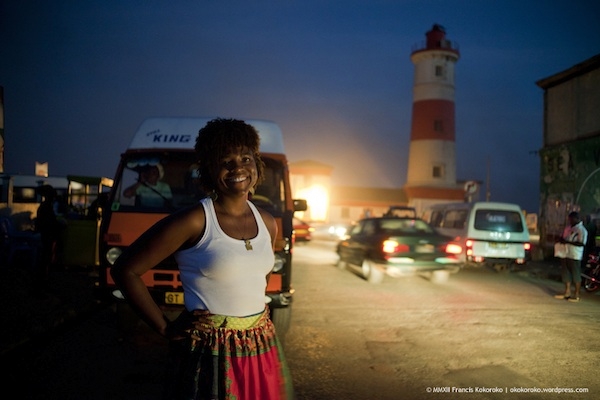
top-left (106, 247), bottom-right (123, 265)
top-left (273, 253), bottom-right (285, 272)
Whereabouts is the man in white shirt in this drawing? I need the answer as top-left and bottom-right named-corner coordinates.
top-left (555, 212), bottom-right (588, 302)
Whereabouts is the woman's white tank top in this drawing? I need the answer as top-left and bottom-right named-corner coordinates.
top-left (175, 197), bottom-right (274, 316)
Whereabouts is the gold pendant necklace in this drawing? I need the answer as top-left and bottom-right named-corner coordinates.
top-left (239, 206), bottom-right (253, 251)
top-left (216, 200), bottom-right (253, 251)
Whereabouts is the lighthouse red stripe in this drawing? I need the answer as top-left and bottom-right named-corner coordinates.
top-left (410, 99), bottom-right (455, 141)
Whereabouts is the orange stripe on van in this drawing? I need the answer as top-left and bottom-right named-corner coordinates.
top-left (105, 212), bottom-right (168, 246)
top-left (266, 273), bottom-right (282, 292)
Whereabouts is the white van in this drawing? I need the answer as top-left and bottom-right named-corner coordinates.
top-left (422, 201), bottom-right (531, 269)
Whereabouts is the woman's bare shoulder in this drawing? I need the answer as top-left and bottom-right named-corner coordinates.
top-left (255, 207), bottom-right (277, 236)
top-left (174, 202), bottom-right (206, 226)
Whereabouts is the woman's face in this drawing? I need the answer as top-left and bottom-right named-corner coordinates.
top-left (213, 146), bottom-right (258, 197)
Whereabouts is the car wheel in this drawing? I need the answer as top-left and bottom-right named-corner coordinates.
top-left (431, 269), bottom-right (450, 283)
top-left (446, 265), bottom-right (461, 274)
top-left (337, 258), bottom-right (348, 270)
top-left (362, 259), bottom-right (384, 284)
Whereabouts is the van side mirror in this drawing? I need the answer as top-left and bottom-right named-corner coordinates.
top-left (293, 199), bottom-right (307, 212)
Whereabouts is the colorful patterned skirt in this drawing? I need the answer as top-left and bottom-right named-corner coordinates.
top-left (164, 308), bottom-right (293, 400)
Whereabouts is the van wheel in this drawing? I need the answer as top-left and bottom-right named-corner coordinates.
top-left (363, 259), bottom-right (384, 284)
top-left (270, 305), bottom-right (291, 342)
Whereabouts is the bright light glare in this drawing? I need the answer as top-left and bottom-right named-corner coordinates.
top-left (445, 243), bottom-right (462, 254)
top-left (329, 225), bottom-right (348, 240)
top-left (297, 184), bottom-right (328, 221)
top-left (383, 239), bottom-right (399, 253)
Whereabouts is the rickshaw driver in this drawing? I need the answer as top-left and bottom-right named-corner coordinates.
top-left (123, 164), bottom-right (173, 207)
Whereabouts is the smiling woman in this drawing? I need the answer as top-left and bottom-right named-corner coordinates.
top-left (111, 119), bottom-right (292, 400)
top-left (107, 118), bottom-right (297, 399)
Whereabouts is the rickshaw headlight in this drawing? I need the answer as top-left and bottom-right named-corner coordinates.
top-left (273, 254), bottom-right (285, 272)
top-left (106, 247), bottom-right (123, 265)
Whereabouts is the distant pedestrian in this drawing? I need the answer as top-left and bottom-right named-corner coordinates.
top-left (35, 185), bottom-right (65, 280)
top-left (554, 211), bottom-right (588, 302)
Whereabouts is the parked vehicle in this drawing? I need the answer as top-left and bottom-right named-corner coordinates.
top-left (422, 201), bottom-right (531, 271)
top-left (99, 117), bottom-right (306, 338)
top-left (293, 217), bottom-right (313, 243)
top-left (0, 174), bottom-right (112, 268)
top-left (0, 174), bottom-right (68, 229)
top-left (60, 175), bottom-right (113, 267)
top-left (582, 250), bottom-right (600, 292)
top-left (336, 216), bottom-right (462, 284)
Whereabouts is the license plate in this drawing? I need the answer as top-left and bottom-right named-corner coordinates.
top-left (416, 244), bottom-right (434, 253)
top-left (489, 242), bottom-right (508, 249)
top-left (165, 292), bottom-right (184, 305)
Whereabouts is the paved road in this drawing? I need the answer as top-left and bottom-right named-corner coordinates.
top-left (285, 240), bottom-right (600, 399)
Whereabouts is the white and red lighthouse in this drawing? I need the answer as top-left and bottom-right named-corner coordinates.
top-left (404, 24), bottom-right (464, 210)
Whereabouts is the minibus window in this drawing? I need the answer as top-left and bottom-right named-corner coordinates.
top-left (13, 187), bottom-right (37, 203)
top-left (474, 210), bottom-right (524, 232)
top-left (429, 211), bottom-right (444, 228)
top-left (442, 210), bottom-right (467, 229)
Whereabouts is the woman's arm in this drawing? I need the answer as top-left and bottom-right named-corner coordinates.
top-left (111, 205), bottom-right (205, 337)
top-left (258, 209), bottom-right (278, 284)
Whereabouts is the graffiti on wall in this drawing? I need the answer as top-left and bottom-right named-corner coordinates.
top-left (539, 136), bottom-right (600, 248)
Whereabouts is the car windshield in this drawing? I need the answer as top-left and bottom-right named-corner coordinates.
top-left (378, 218), bottom-right (434, 235)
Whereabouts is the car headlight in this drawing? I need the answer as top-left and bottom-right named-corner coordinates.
top-left (106, 247), bottom-right (123, 265)
top-left (273, 253), bottom-right (285, 272)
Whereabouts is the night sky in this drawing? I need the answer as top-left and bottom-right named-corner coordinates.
top-left (1, 0), bottom-right (599, 213)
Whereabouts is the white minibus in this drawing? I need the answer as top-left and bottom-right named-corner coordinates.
top-left (422, 202), bottom-right (531, 269)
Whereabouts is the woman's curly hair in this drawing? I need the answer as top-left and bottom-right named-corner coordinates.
top-left (194, 118), bottom-right (265, 193)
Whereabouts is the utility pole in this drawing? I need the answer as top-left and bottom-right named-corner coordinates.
top-left (486, 156), bottom-right (491, 201)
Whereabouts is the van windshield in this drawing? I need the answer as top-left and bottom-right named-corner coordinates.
top-left (474, 209), bottom-right (524, 232)
top-left (112, 152), bottom-right (286, 216)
